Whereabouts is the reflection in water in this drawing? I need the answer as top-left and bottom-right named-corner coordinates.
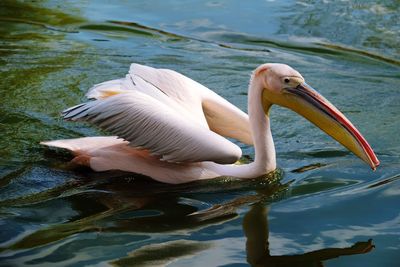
top-left (0, 171), bottom-right (282, 252)
top-left (243, 202), bottom-right (374, 267)
top-left (0, 171), bottom-right (374, 265)
top-left (110, 240), bottom-right (211, 267)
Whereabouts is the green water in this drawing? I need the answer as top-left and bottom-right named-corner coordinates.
top-left (0, 0), bottom-right (399, 266)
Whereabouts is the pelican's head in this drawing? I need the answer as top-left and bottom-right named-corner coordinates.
top-left (255, 63), bottom-right (379, 170)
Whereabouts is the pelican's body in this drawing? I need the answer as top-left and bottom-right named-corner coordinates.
top-left (42, 63), bottom-right (379, 184)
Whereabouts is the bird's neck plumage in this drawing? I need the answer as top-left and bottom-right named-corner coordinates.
top-left (247, 73), bottom-right (276, 172)
top-left (201, 73), bottom-right (277, 179)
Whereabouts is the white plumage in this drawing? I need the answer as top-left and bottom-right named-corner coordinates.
top-left (63, 91), bottom-right (242, 164)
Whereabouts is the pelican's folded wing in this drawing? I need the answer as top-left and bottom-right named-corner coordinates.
top-left (130, 63), bottom-right (253, 145)
top-left (63, 92), bottom-right (241, 164)
top-left (84, 63), bottom-right (252, 145)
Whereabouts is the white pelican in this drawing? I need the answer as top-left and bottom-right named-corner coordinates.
top-left (41, 63), bottom-right (379, 184)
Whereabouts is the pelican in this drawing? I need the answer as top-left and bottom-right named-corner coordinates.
top-left (41, 63), bottom-right (379, 184)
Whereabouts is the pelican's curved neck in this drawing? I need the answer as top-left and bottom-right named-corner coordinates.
top-left (248, 74), bottom-right (276, 171)
top-left (202, 74), bottom-right (276, 179)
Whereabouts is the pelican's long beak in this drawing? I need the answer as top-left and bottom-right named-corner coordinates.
top-left (270, 83), bottom-right (380, 170)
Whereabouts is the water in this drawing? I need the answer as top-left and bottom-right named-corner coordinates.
top-left (0, 0), bottom-right (399, 266)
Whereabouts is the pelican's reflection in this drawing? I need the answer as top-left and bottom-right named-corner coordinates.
top-left (190, 184), bottom-right (374, 267)
top-left (243, 202), bottom-right (374, 267)
top-left (1, 172), bottom-right (374, 266)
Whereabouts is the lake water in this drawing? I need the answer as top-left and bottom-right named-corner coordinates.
top-left (0, 0), bottom-right (399, 266)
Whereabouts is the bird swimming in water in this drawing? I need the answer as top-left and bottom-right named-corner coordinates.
top-left (41, 63), bottom-right (379, 184)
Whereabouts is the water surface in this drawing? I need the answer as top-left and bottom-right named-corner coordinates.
top-left (0, 0), bottom-right (399, 266)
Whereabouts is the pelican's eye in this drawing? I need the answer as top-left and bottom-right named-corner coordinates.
top-left (284, 78), bottom-right (290, 84)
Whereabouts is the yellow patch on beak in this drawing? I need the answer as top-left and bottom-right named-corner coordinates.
top-left (262, 83), bottom-right (379, 169)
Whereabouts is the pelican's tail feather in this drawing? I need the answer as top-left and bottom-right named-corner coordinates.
top-left (40, 136), bottom-right (127, 153)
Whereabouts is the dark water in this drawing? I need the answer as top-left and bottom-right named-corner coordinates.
top-left (1, 0), bottom-right (399, 266)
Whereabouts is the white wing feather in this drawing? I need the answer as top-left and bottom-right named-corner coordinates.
top-left (63, 92), bottom-right (242, 164)
top-left (130, 64), bottom-right (252, 144)
top-left (85, 64), bottom-right (252, 144)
